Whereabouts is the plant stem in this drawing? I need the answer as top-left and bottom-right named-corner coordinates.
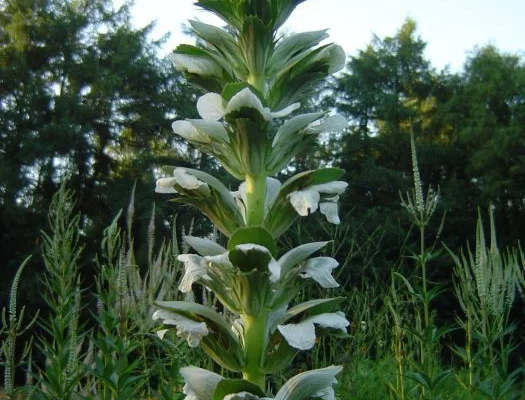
top-left (245, 174), bottom-right (267, 226)
top-left (241, 312), bottom-right (268, 389)
top-left (248, 74), bottom-right (266, 94)
top-left (420, 225), bottom-right (429, 329)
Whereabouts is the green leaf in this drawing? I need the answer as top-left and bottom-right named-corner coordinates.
top-left (281, 168), bottom-right (345, 194)
top-left (278, 241), bottom-right (330, 276)
top-left (154, 301), bottom-right (245, 371)
top-left (263, 168), bottom-right (344, 237)
top-left (189, 20), bottom-right (244, 70)
top-left (269, 30), bottom-right (329, 74)
top-left (223, 82), bottom-right (252, 101)
top-left (162, 166), bottom-right (244, 236)
top-left (263, 338), bottom-right (296, 374)
top-left (273, 0), bottom-right (308, 30)
top-left (229, 118), bottom-right (269, 175)
top-left (185, 235), bottom-right (227, 256)
top-left (228, 226), bottom-right (277, 256)
top-left (196, 0), bottom-right (243, 30)
top-left (272, 112), bottom-right (325, 146)
top-left (392, 271), bottom-right (416, 295)
top-left (213, 379), bottom-right (267, 400)
top-left (229, 245), bottom-right (272, 275)
top-left (282, 297), bottom-right (346, 323)
top-left (155, 301), bottom-right (231, 334)
top-left (241, 16), bottom-right (271, 74)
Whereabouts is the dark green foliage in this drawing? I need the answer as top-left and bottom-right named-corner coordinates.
top-left (0, 0), bottom-right (200, 310)
top-left (324, 19), bottom-right (525, 279)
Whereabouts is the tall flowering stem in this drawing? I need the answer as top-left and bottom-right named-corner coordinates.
top-left (153, 1), bottom-right (349, 398)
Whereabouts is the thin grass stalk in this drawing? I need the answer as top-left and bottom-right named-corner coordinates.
top-left (2, 256), bottom-right (35, 398)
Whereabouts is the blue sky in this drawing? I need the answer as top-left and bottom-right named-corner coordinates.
top-left (125, 0), bottom-right (524, 72)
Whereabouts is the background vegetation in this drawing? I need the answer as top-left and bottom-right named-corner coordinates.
top-left (1, 0), bottom-right (524, 398)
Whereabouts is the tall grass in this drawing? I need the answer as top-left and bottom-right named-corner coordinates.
top-left (1, 168), bottom-right (524, 399)
top-left (0, 184), bottom-right (208, 399)
top-left (450, 208), bottom-right (522, 399)
top-left (1, 255), bottom-right (38, 399)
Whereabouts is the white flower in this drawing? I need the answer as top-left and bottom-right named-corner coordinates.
top-left (155, 177), bottom-right (178, 194)
top-left (173, 168), bottom-right (208, 190)
top-left (156, 168), bottom-right (210, 194)
top-left (288, 189), bottom-right (320, 216)
top-left (287, 181), bottom-right (348, 224)
top-left (319, 200), bottom-right (340, 224)
top-left (309, 181), bottom-right (348, 194)
top-left (299, 257), bottom-right (339, 288)
top-left (225, 87), bottom-right (267, 117)
top-left (180, 366), bottom-right (223, 400)
top-left (196, 88), bottom-right (299, 122)
top-left (156, 329), bottom-right (169, 340)
top-left (172, 119), bottom-right (229, 143)
top-left (177, 254), bottom-right (210, 293)
top-left (152, 310), bottom-right (209, 347)
top-left (277, 312), bottom-right (349, 350)
top-left (172, 120), bottom-right (208, 143)
top-left (197, 93), bottom-right (225, 120)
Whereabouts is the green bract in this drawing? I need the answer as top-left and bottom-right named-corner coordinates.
top-left (153, 0), bottom-right (349, 397)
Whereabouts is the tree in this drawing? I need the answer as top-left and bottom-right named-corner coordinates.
top-left (447, 46), bottom-right (525, 242)
top-left (327, 19), bottom-right (440, 273)
top-left (0, 0), bottom-right (197, 301)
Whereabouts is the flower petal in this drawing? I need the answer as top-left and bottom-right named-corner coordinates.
top-left (288, 189), bottom-right (320, 216)
top-left (277, 318), bottom-right (316, 350)
top-left (177, 254), bottom-right (209, 292)
top-left (309, 312), bottom-right (350, 331)
top-left (156, 329), bottom-right (169, 340)
top-left (197, 92), bottom-right (225, 120)
top-left (268, 259), bottom-right (281, 282)
top-left (319, 201), bottom-right (340, 224)
top-left (152, 310), bottom-right (209, 347)
top-left (225, 87), bottom-right (266, 119)
top-left (180, 366), bottom-right (223, 400)
top-left (189, 119), bottom-right (229, 142)
top-left (309, 181), bottom-right (348, 195)
top-left (173, 168), bottom-right (209, 191)
top-left (300, 256), bottom-right (340, 288)
top-left (236, 243), bottom-right (271, 255)
top-left (278, 312), bottom-right (349, 350)
top-left (155, 177), bottom-right (178, 194)
top-left (172, 120), bottom-right (209, 143)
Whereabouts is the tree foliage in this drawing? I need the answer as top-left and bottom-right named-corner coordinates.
top-left (325, 19), bottom-right (524, 277)
top-left (0, 0), bottom-right (199, 300)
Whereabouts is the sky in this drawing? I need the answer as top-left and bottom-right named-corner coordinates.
top-left (125, 0), bottom-right (525, 72)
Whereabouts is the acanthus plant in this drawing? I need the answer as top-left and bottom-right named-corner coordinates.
top-left (152, 1), bottom-right (350, 399)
